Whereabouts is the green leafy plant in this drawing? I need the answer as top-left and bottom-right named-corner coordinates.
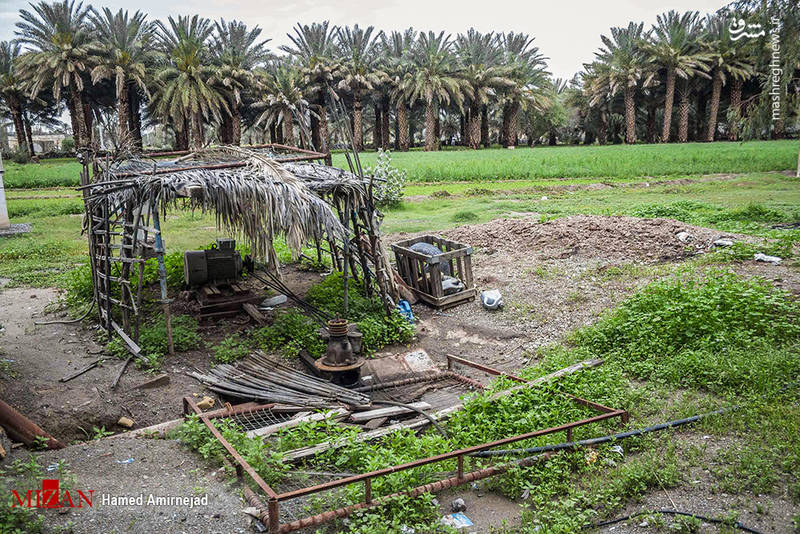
top-left (367, 149), bottom-right (407, 207)
top-left (212, 335), bottom-right (251, 364)
top-left (107, 314), bottom-right (202, 370)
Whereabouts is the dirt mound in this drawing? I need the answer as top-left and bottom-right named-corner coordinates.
top-left (445, 215), bottom-right (732, 262)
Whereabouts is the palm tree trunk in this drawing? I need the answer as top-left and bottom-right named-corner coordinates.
top-left (310, 104), bottom-right (321, 150)
top-left (662, 69), bottom-right (675, 142)
top-left (706, 69), bottom-right (722, 142)
top-left (282, 108), bottom-right (295, 146)
top-left (505, 101), bottom-right (519, 148)
top-left (424, 95), bottom-right (436, 151)
top-left (129, 89), bottom-right (143, 151)
top-left (501, 103), bottom-right (510, 146)
top-left (318, 102), bottom-right (329, 153)
top-left (598, 109), bottom-right (608, 145)
top-left (728, 77), bottom-right (743, 141)
top-left (624, 87), bottom-right (636, 144)
top-left (23, 111), bottom-right (34, 155)
top-left (351, 96), bottom-right (363, 151)
top-left (232, 105), bottom-right (242, 146)
top-left (481, 105), bottom-right (489, 147)
top-left (118, 85), bottom-right (130, 144)
top-left (396, 101), bottom-right (409, 151)
top-left (8, 100), bottom-right (26, 154)
top-left (381, 98), bottom-right (390, 151)
top-left (70, 83), bottom-right (89, 149)
top-left (66, 98), bottom-right (81, 148)
top-left (646, 104), bottom-right (657, 144)
top-left (81, 92), bottom-right (93, 146)
top-left (373, 102), bottom-right (382, 149)
top-left (461, 112), bottom-right (468, 147)
top-left (192, 112), bottom-right (205, 149)
top-left (678, 80), bottom-right (690, 143)
top-left (468, 102), bottom-right (481, 149)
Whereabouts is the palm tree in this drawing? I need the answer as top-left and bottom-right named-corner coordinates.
top-left (702, 15), bottom-right (755, 142)
top-left (584, 61), bottom-right (613, 144)
top-left (256, 63), bottom-right (309, 147)
top-left (401, 31), bottom-right (463, 151)
top-left (381, 28), bottom-right (416, 151)
top-left (211, 19), bottom-right (270, 146)
top-left (500, 32), bottom-right (549, 147)
top-left (456, 29), bottom-right (512, 149)
top-left (152, 15), bottom-right (228, 149)
top-left (90, 8), bottom-right (155, 147)
top-left (595, 22), bottom-right (653, 144)
top-left (281, 22), bottom-right (339, 152)
top-left (0, 42), bottom-right (32, 154)
top-left (335, 24), bottom-right (383, 151)
top-left (15, 0), bottom-right (96, 149)
top-left (645, 10), bottom-right (709, 142)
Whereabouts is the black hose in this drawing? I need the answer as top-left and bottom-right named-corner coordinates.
top-left (593, 509), bottom-right (763, 534)
top-left (368, 400), bottom-right (450, 440)
top-left (34, 299), bottom-right (96, 325)
top-left (471, 408), bottom-right (731, 458)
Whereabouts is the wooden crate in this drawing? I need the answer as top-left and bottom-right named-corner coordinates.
top-left (391, 235), bottom-right (476, 309)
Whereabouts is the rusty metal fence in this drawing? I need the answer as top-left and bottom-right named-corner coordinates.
top-left (183, 359), bottom-right (628, 533)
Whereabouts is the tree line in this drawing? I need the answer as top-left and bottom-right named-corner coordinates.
top-left (0, 0), bottom-right (797, 158)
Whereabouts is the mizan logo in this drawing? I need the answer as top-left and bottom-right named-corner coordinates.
top-left (11, 479), bottom-right (94, 509)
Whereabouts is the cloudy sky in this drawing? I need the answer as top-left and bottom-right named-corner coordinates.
top-left (0, 0), bottom-right (730, 80)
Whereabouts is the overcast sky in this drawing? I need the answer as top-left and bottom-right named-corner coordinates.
top-left (0, 0), bottom-right (731, 80)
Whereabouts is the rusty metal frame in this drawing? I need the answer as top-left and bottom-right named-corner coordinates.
top-left (184, 358), bottom-right (628, 533)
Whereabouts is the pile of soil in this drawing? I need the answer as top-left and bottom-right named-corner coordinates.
top-left (445, 215), bottom-right (734, 263)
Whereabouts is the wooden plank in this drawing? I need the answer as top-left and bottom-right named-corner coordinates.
top-left (243, 303), bottom-right (267, 325)
top-left (364, 417), bottom-right (388, 430)
top-left (285, 359), bottom-right (603, 462)
top-left (350, 402), bottom-right (431, 423)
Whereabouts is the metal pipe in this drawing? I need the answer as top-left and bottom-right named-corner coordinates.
top-left (0, 399), bottom-right (65, 449)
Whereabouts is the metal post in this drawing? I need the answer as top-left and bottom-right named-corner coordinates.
top-left (457, 455), bottom-right (464, 480)
top-left (150, 201), bottom-right (174, 355)
top-left (364, 478), bottom-right (372, 503)
top-left (268, 498), bottom-right (280, 534)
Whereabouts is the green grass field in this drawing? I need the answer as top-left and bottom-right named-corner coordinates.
top-left (2, 170), bottom-right (798, 288)
top-left (337, 140), bottom-right (798, 182)
top-left (3, 140), bottom-right (797, 188)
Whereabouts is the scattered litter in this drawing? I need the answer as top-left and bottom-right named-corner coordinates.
top-left (399, 526), bottom-right (416, 534)
top-left (754, 253), bottom-right (781, 265)
top-left (480, 289), bottom-right (503, 310)
top-left (260, 294), bottom-right (287, 308)
top-left (541, 196), bottom-right (548, 201)
top-left (241, 507), bottom-right (261, 518)
top-left (196, 396), bottom-right (215, 410)
top-left (676, 231), bottom-right (693, 243)
top-left (46, 463), bottom-right (59, 472)
top-left (117, 416), bottom-right (134, 429)
top-left (396, 300), bottom-right (415, 323)
top-left (441, 512), bottom-right (474, 529)
top-left (610, 445), bottom-right (624, 457)
top-left (450, 498), bottom-right (467, 512)
top-left (115, 458), bottom-right (135, 464)
top-left (442, 275), bottom-right (465, 295)
top-left (713, 238), bottom-right (734, 247)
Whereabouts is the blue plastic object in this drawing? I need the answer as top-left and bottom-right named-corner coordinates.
top-left (396, 300), bottom-right (414, 324)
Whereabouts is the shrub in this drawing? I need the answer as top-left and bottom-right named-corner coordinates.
top-left (464, 187), bottom-right (494, 196)
top-left (451, 210), bottom-right (478, 223)
top-left (306, 272), bottom-right (415, 355)
top-left (368, 149), bottom-right (406, 207)
top-left (212, 335), bottom-right (251, 364)
top-left (108, 314), bottom-right (201, 370)
top-left (61, 136), bottom-right (75, 152)
top-left (252, 310), bottom-right (324, 358)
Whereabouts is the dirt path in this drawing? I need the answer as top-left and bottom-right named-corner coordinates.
top-left (0, 286), bottom-right (213, 444)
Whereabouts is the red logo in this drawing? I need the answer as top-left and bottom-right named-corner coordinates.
top-left (11, 479), bottom-right (93, 508)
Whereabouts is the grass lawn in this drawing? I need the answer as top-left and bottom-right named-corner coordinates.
top-left (3, 140), bottom-right (797, 188)
top-left (2, 171), bottom-right (798, 288)
top-left (335, 140), bottom-right (799, 182)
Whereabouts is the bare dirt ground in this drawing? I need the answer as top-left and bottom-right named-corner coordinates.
top-left (1, 214), bottom-right (798, 533)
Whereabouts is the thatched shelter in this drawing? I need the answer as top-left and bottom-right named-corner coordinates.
top-left (79, 144), bottom-right (397, 355)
